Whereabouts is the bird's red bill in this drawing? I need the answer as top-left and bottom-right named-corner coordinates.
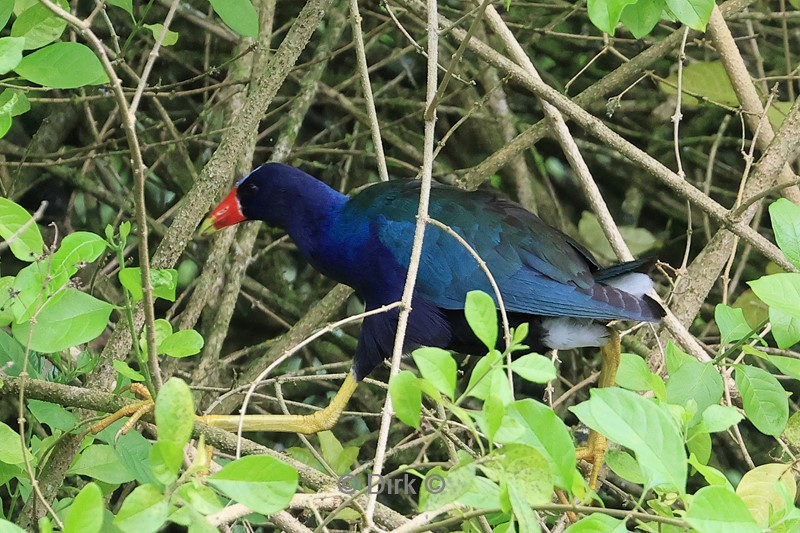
top-left (198, 187), bottom-right (245, 236)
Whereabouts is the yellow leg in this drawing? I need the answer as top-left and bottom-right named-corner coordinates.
top-left (576, 329), bottom-right (620, 491)
top-left (91, 374), bottom-right (358, 436)
top-left (198, 373), bottom-right (359, 434)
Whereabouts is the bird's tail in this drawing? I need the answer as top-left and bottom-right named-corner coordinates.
top-left (591, 259), bottom-right (665, 322)
top-left (593, 258), bottom-right (654, 281)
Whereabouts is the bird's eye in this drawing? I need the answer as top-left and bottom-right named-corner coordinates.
top-left (239, 182), bottom-right (259, 198)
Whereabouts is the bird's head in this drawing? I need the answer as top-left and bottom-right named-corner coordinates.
top-left (198, 163), bottom-right (308, 236)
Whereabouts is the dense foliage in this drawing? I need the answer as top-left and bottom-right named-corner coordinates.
top-left (0, 0), bottom-right (799, 531)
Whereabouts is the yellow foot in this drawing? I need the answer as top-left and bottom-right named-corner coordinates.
top-left (90, 383), bottom-right (154, 435)
top-left (575, 430), bottom-right (607, 491)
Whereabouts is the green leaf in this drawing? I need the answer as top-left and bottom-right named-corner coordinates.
top-left (466, 349), bottom-right (502, 400)
top-left (141, 318), bottom-right (173, 354)
top-left (0, 112), bottom-right (11, 139)
top-left (388, 370), bottom-right (422, 429)
top-left (715, 304), bottom-right (753, 346)
top-left (143, 24), bottom-right (178, 46)
top-left (616, 353), bottom-right (653, 392)
top-left (317, 431), bottom-right (358, 475)
top-left (0, 330), bottom-right (33, 376)
top-left (784, 411), bottom-right (800, 447)
top-left (119, 267), bottom-right (178, 302)
top-left (0, 422), bottom-right (33, 464)
top-left (12, 289), bottom-right (113, 353)
top-left (0, 37), bottom-right (23, 74)
top-left (487, 366), bottom-right (514, 406)
top-left (69, 444), bottom-right (135, 484)
top-left (769, 307), bottom-right (800, 349)
top-left (419, 463), bottom-right (476, 512)
top-left (736, 463), bottom-right (796, 527)
top-left (686, 486), bottom-right (761, 533)
top-left (0, 110), bottom-right (11, 143)
top-left (0, 90), bottom-right (20, 124)
top-left (483, 392), bottom-right (504, 442)
top-left (208, 455), bottom-right (298, 515)
top-left (771, 198), bottom-right (800, 269)
top-left (482, 444), bottom-right (552, 506)
top-left (159, 329), bottom-right (204, 358)
top-left (10, 0), bottom-right (68, 50)
top-left (0, 89), bottom-right (29, 117)
top-left (208, 0), bottom-right (259, 37)
top-left (565, 513), bottom-right (627, 533)
top-left (665, 0), bottom-right (713, 31)
top-left (665, 341), bottom-right (695, 374)
top-left (661, 61), bottom-right (738, 106)
top-left (112, 359), bottom-right (145, 381)
top-left (63, 482), bottom-right (104, 533)
top-left (51, 232), bottom-right (107, 277)
top-left (665, 358), bottom-right (723, 425)
top-left (175, 483), bottom-right (223, 515)
top-left (511, 322), bottom-right (529, 347)
top-left (688, 453), bottom-right (732, 489)
top-left (0, 519), bottom-right (27, 533)
top-left (8, 261), bottom-right (51, 322)
top-left (571, 388), bottom-right (687, 491)
top-left (507, 480), bottom-right (540, 533)
top-left (0, 0), bottom-right (14, 30)
top-left (687, 426), bottom-right (711, 465)
top-left (749, 273), bottom-right (800, 319)
top-left (412, 347), bottom-right (456, 399)
top-left (509, 353), bottom-right (556, 383)
top-left (111, 430), bottom-right (156, 486)
top-left (27, 399), bottom-right (78, 432)
top-left (735, 364), bottom-right (789, 436)
top-left (114, 484), bottom-right (169, 533)
top-left (494, 399), bottom-right (576, 489)
top-left (149, 441), bottom-right (183, 486)
top-left (606, 448), bottom-right (644, 484)
top-left (0, 197), bottom-right (44, 261)
top-left (465, 290), bottom-right (497, 351)
top-left (587, 0), bottom-right (637, 35)
top-left (155, 377), bottom-right (194, 446)
top-left (769, 354), bottom-right (800, 380)
top-left (619, 0), bottom-right (663, 38)
top-left (107, 0), bottom-right (133, 17)
top-left (456, 475), bottom-right (501, 510)
top-left (15, 42), bottom-right (109, 88)
top-left (0, 88), bottom-right (31, 137)
top-left (700, 404), bottom-right (743, 433)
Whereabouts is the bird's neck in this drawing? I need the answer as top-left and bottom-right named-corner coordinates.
top-left (280, 178), bottom-right (349, 256)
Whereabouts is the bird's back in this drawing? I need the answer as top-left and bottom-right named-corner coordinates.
top-left (344, 179), bottom-right (663, 323)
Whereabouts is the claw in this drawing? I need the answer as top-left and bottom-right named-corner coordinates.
top-left (576, 431), bottom-right (607, 491)
top-left (90, 383), bottom-right (154, 435)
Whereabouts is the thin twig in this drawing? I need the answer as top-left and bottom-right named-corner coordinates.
top-left (129, 0), bottom-right (181, 117)
top-left (672, 27), bottom-right (692, 273)
top-left (350, 0), bottom-right (390, 182)
top-left (366, 0), bottom-right (438, 526)
top-left (39, 0), bottom-right (163, 393)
